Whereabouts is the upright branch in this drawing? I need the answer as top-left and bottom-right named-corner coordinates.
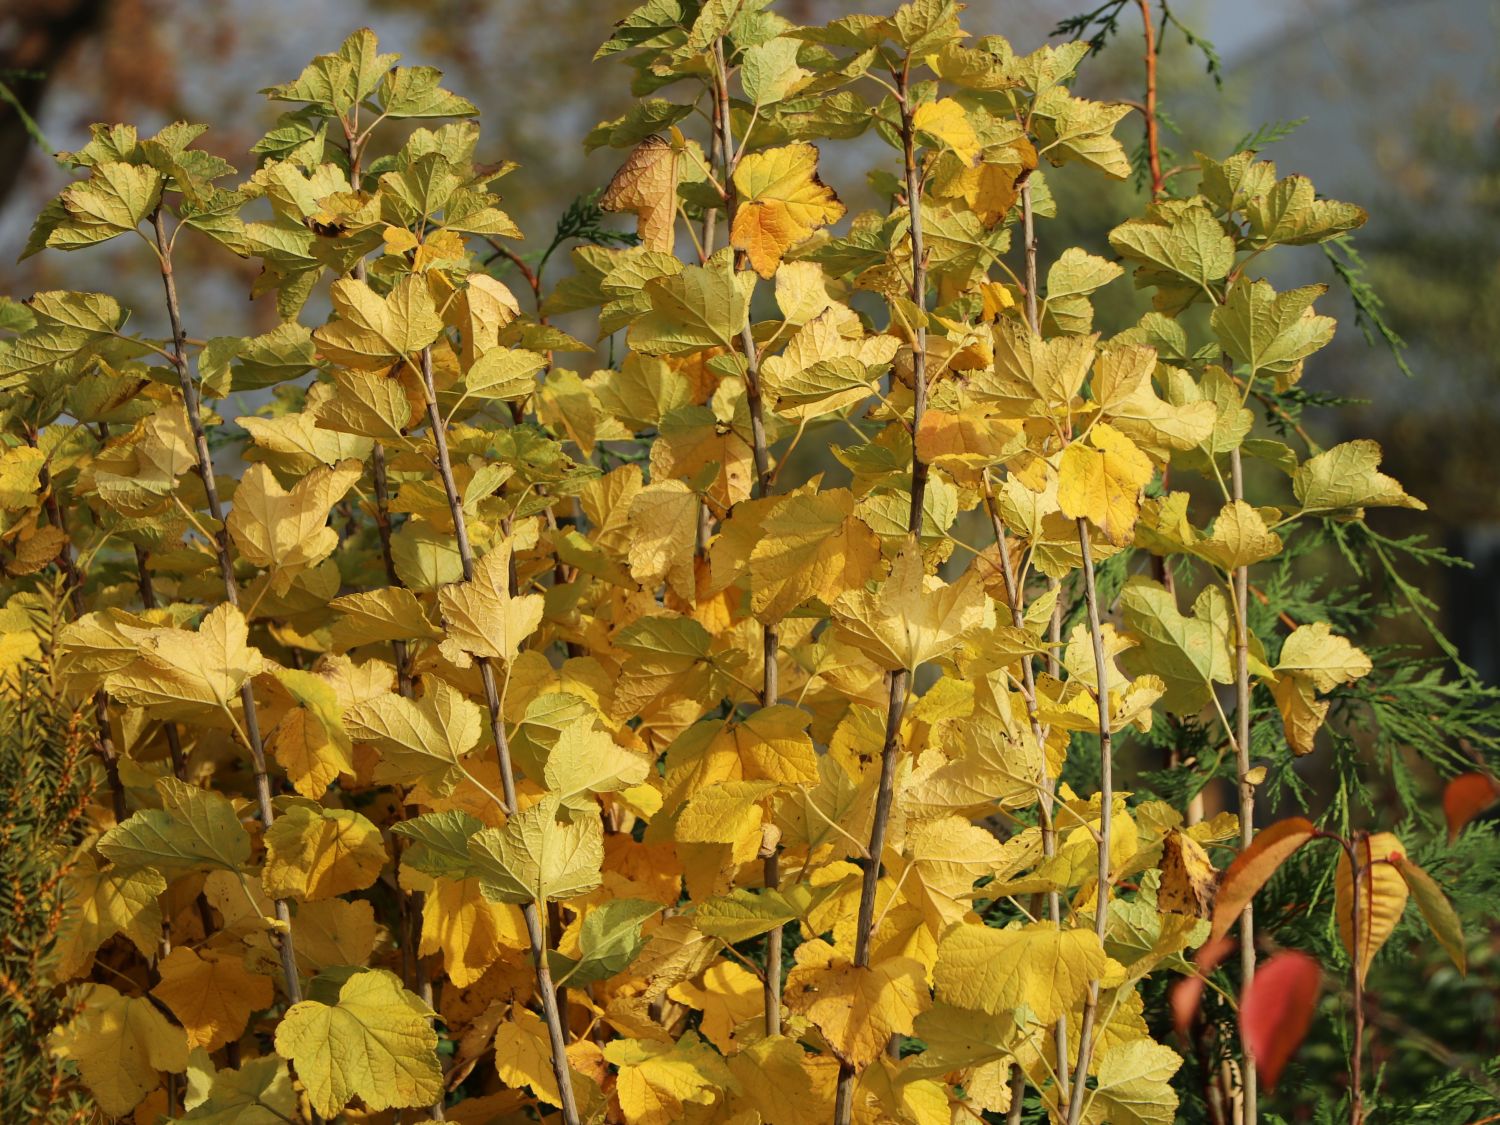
top-left (1009, 171), bottom-right (1071, 1112)
top-left (1137, 0), bottom-right (1166, 198)
top-left (833, 62), bottom-right (929, 1125)
top-left (416, 345), bottom-right (581, 1125)
top-left (712, 35), bottom-right (785, 1038)
top-left (1065, 524), bottom-right (1116, 1125)
top-left (1230, 443), bottom-right (1258, 1124)
top-left (149, 209), bottom-right (308, 1011)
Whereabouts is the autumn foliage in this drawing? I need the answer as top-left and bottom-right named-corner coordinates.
top-left (0, 3), bottom-right (1490, 1124)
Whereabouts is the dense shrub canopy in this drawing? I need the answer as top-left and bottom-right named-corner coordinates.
top-left (1, 3), bottom-right (1495, 1124)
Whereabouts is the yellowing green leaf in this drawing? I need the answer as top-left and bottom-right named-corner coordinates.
top-left (469, 794), bottom-right (604, 904)
top-left (273, 969), bottom-right (442, 1118)
top-left (99, 776), bottom-right (250, 876)
top-left (1293, 440), bottom-right (1425, 516)
top-left (345, 677), bottom-right (483, 795)
top-left (106, 604), bottom-right (265, 722)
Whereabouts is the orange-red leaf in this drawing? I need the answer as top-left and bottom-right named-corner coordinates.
top-left (1443, 772), bottom-right (1500, 843)
top-left (1240, 949), bottom-right (1320, 1090)
top-left (1209, 817), bottom-right (1317, 944)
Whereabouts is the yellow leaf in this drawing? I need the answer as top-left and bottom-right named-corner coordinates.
top-left (438, 539), bottom-right (546, 663)
top-left (1081, 1038), bottom-right (1183, 1125)
top-left (749, 487), bottom-right (882, 624)
top-left (151, 946), bottom-right (274, 1051)
top-left (731, 143), bottom-right (845, 278)
top-left (601, 135), bottom-right (681, 254)
top-left (604, 1033), bottom-right (735, 1125)
top-left (1336, 831), bottom-right (1408, 984)
top-left (329, 585), bottom-right (443, 651)
top-left (313, 274), bottom-right (444, 369)
top-left (228, 460), bottom-right (363, 593)
top-left (783, 940), bottom-right (929, 1067)
top-left (49, 983), bottom-right (188, 1117)
top-left (832, 546), bottom-right (993, 672)
top-left (912, 98), bottom-right (981, 164)
top-left (106, 604), bottom-right (265, 722)
top-left (52, 854), bottom-right (165, 980)
top-left (627, 479), bottom-right (700, 601)
top-left (1057, 422), bottom-right (1155, 546)
top-left (422, 875), bottom-right (526, 987)
top-left (273, 969), bottom-right (441, 1118)
top-left (726, 1034), bottom-right (839, 1125)
top-left (933, 921), bottom-right (1106, 1025)
top-left (668, 960), bottom-right (764, 1052)
top-left (262, 803), bottom-right (387, 901)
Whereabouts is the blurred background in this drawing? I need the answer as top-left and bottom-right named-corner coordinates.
top-left (0, 0), bottom-right (1495, 678)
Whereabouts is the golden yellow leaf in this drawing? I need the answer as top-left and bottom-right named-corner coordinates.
top-left (749, 487), bottom-right (882, 624)
top-left (832, 546), bottom-right (993, 672)
top-left (933, 921), bottom-right (1106, 1026)
top-left (1336, 831), bottom-right (1408, 985)
top-left (668, 959), bottom-right (763, 1052)
top-left (262, 802), bottom-right (387, 902)
top-left (1157, 829), bottom-right (1218, 919)
top-left (151, 946), bottom-right (274, 1051)
top-left (783, 940), bottom-right (929, 1067)
top-left (603, 1033), bottom-right (735, 1125)
top-left (1057, 422), bottom-right (1155, 546)
top-left (49, 983), bottom-right (188, 1117)
top-left (912, 98), bottom-right (981, 164)
top-left (422, 875), bottom-right (527, 987)
top-left (731, 143), bottom-right (845, 278)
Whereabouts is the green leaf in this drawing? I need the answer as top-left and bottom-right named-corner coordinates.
top-left (99, 777), bottom-right (251, 876)
top-left (549, 899), bottom-right (661, 987)
top-left (391, 810), bottom-right (485, 882)
top-left (1119, 577), bottom-right (1234, 715)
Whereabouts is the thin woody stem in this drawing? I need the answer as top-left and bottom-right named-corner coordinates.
top-left (149, 210), bottom-right (310, 1022)
top-left (834, 62), bottom-right (928, 1125)
top-left (417, 345), bottom-right (580, 1125)
top-left (1009, 171), bottom-right (1073, 1113)
top-left (713, 34), bottom-right (785, 1039)
top-left (1137, 0), bottom-right (1166, 198)
top-left (1339, 833), bottom-right (1366, 1125)
top-left (1064, 519), bottom-right (1115, 1125)
top-left (1230, 444), bottom-right (1258, 1125)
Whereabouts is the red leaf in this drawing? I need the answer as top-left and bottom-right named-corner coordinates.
top-left (1239, 949), bottom-right (1321, 1090)
top-left (1443, 772), bottom-right (1500, 842)
top-left (1210, 817), bottom-right (1318, 944)
top-left (1171, 936), bottom-right (1236, 1038)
